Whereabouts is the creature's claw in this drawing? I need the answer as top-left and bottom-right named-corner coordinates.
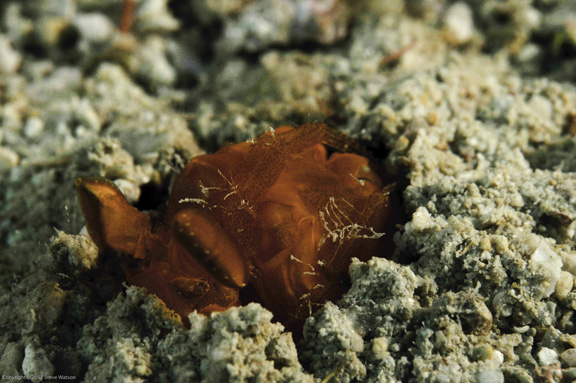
top-left (172, 209), bottom-right (250, 289)
top-left (74, 177), bottom-right (151, 255)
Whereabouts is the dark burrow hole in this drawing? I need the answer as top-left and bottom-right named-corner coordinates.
top-left (58, 25), bottom-right (80, 52)
top-left (134, 181), bottom-right (171, 211)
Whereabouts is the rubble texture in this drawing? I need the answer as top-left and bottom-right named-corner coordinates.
top-left (1, 0), bottom-right (576, 382)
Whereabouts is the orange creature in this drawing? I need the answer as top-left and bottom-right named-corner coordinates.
top-left (75, 124), bottom-right (396, 330)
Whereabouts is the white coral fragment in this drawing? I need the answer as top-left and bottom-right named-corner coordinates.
top-left (530, 240), bottom-right (563, 298)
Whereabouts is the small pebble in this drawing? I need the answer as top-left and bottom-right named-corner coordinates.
top-left (22, 344), bottom-right (55, 383)
top-left (554, 271), bottom-right (574, 301)
top-left (137, 0), bottom-right (179, 33)
top-left (24, 117), bottom-right (45, 138)
top-left (561, 348), bottom-right (576, 367)
top-left (530, 241), bottom-right (563, 298)
top-left (411, 207), bottom-right (433, 232)
top-left (538, 347), bottom-right (559, 366)
top-left (114, 178), bottom-right (141, 204)
top-left (491, 236), bottom-right (509, 253)
top-left (0, 35), bottom-right (22, 73)
top-left (564, 367), bottom-right (576, 380)
top-left (372, 337), bottom-right (389, 360)
top-left (492, 350), bottom-right (504, 366)
top-left (443, 3), bottom-right (474, 46)
top-left (394, 135), bottom-right (410, 152)
top-left (521, 7), bottom-right (542, 29)
top-left (476, 369), bottom-right (504, 383)
top-left (73, 13), bottom-right (114, 43)
top-left (0, 147), bottom-right (20, 169)
top-left (136, 37), bottom-right (176, 87)
top-left (53, 230), bottom-right (99, 272)
top-left (74, 98), bottom-right (101, 132)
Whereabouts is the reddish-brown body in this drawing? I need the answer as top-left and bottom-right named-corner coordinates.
top-left (75, 124), bottom-right (396, 330)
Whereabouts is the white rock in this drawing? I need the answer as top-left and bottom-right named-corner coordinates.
top-left (538, 347), bottom-right (559, 366)
top-left (137, 0), bottom-right (180, 32)
top-left (0, 35), bottom-right (22, 73)
top-left (555, 271), bottom-right (574, 301)
top-left (114, 178), bottom-right (141, 204)
top-left (530, 240), bottom-right (563, 298)
top-left (74, 98), bottom-right (101, 132)
top-left (443, 3), bottom-right (474, 46)
top-left (567, 221), bottom-right (576, 240)
top-left (73, 13), bottom-right (114, 43)
top-left (136, 37), bottom-right (176, 87)
top-left (521, 7), bottom-right (542, 29)
top-left (372, 337), bottom-right (389, 360)
top-left (476, 369), bottom-right (504, 383)
top-left (517, 44), bottom-right (541, 63)
top-left (22, 344), bottom-right (55, 383)
top-left (24, 117), bottom-right (45, 138)
top-left (0, 147), bottom-right (20, 169)
top-left (411, 207), bottom-right (433, 232)
top-left (492, 350), bottom-right (504, 366)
